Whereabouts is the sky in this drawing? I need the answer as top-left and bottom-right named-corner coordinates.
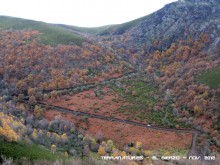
top-left (0, 0), bottom-right (177, 27)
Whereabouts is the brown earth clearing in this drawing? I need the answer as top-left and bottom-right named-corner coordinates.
top-left (44, 109), bottom-right (192, 151)
top-left (46, 87), bottom-right (133, 120)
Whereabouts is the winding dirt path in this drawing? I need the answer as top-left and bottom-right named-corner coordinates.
top-left (20, 70), bottom-right (199, 157)
top-left (36, 101), bottom-right (198, 156)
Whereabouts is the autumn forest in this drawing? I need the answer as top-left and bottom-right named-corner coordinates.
top-left (0, 0), bottom-right (220, 164)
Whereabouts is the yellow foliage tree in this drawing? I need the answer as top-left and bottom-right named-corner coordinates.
top-left (0, 119), bottom-right (19, 142)
top-left (51, 144), bottom-right (56, 153)
top-left (34, 105), bottom-right (43, 118)
top-left (135, 141), bottom-right (142, 149)
top-left (0, 113), bottom-right (20, 142)
top-left (107, 140), bottom-right (114, 149)
top-left (121, 151), bottom-right (127, 157)
top-left (64, 152), bottom-right (68, 157)
top-left (31, 129), bottom-right (38, 140)
top-left (98, 146), bottom-right (106, 156)
top-left (143, 150), bottom-right (153, 157)
top-left (194, 105), bottom-right (203, 116)
top-left (61, 133), bottom-right (68, 142)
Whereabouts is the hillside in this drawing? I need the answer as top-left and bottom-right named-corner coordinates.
top-left (102, 0), bottom-right (220, 52)
top-left (56, 24), bottom-right (116, 35)
top-left (0, 16), bottom-right (84, 45)
top-left (0, 0), bottom-right (220, 164)
top-left (96, 0), bottom-right (220, 160)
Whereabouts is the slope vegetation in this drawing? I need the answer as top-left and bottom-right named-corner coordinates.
top-left (0, 0), bottom-right (220, 163)
top-left (0, 16), bottom-right (84, 45)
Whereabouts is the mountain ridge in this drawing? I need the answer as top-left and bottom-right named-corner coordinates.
top-left (0, 15), bottom-right (84, 45)
top-left (111, 0), bottom-right (220, 53)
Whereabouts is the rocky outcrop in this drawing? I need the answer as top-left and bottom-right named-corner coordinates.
top-left (110, 0), bottom-right (220, 53)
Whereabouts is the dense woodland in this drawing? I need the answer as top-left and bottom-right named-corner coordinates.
top-left (0, 30), bottom-right (132, 93)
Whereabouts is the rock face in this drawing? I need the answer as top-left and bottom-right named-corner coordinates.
top-left (110, 0), bottom-right (220, 53)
